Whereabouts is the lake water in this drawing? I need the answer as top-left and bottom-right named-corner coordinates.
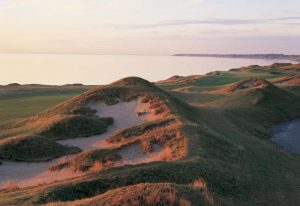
top-left (271, 119), bottom-right (300, 155)
top-left (0, 54), bottom-right (295, 85)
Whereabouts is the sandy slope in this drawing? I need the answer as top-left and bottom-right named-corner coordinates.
top-left (0, 99), bottom-right (160, 189)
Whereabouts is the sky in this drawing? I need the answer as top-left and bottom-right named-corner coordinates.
top-left (0, 0), bottom-right (300, 55)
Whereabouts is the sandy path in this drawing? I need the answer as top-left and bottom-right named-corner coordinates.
top-left (0, 99), bottom-right (152, 189)
top-left (271, 118), bottom-right (300, 155)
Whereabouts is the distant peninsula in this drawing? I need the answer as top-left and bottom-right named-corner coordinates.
top-left (173, 54), bottom-right (300, 62)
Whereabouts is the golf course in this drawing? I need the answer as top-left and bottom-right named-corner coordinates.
top-left (0, 63), bottom-right (300, 206)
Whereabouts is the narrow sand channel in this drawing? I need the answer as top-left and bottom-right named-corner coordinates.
top-left (0, 99), bottom-right (153, 189)
top-left (271, 118), bottom-right (300, 155)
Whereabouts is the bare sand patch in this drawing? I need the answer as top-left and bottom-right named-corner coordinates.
top-left (58, 98), bottom-right (157, 149)
top-left (0, 99), bottom-right (162, 189)
top-left (0, 157), bottom-right (82, 189)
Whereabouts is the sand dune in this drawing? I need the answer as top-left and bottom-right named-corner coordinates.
top-left (57, 99), bottom-right (153, 149)
top-left (0, 99), bottom-right (161, 189)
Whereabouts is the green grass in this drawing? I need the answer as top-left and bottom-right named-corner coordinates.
top-left (0, 86), bottom-right (92, 161)
top-left (40, 116), bottom-right (113, 140)
top-left (0, 135), bottom-right (80, 162)
top-left (0, 86), bottom-right (92, 123)
top-left (0, 69), bottom-right (300, 206)
top-left (158, 70), bottom-right (288, 91)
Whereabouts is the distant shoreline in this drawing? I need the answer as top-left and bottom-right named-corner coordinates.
top-left (173, 54), bottom-right (300, 62)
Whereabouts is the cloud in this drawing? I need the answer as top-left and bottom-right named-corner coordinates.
top-left (0, 0), bottom-right (37, 10)
top-left (113, 16), bottom-right (300, 29)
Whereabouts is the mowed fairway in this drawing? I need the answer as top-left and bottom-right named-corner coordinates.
top-left (0, 85), bottom-right (93, 126)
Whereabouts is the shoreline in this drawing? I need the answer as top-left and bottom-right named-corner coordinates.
top-left (173, 54), bottom-right (300, 63)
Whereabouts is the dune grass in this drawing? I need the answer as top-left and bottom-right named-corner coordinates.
top-left (0, 66), bottom-right (300, 206)
top-left (45, 183), bottom-right (214, 206)
top-left (0, 135), bottom-right (80, 162)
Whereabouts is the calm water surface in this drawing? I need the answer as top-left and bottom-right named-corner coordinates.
top-left (271, 119), bottom-right (300, 155)
top-left (0, 54), bottom-right (294, 85)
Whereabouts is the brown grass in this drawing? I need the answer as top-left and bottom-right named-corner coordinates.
top-left (207, 78), bottom-right (272, 94)
top-left (271, 74), bottom-right (300, 87)
top-left (45, 183), bottom-right (213, 206)
top-left (192, 179), bottom-right (215, 205)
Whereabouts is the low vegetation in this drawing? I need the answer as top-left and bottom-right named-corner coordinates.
top-left (0, 64), bottom-right (300, 206)
top-left (49, 149), bottom-right (121, 172)
top-left (40, 116), bottom-right (113, 140)
top-left (0, 135), bottom-right (80, 162)
top-left (45, 182), bottom-right (215, 206)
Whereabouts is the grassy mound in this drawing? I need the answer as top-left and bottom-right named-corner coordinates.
top-left (1, 71), bottom-right (300, 206)
top-left (106, 118), bottom-right (176, 144)
top-left (271, 74), bottom-right (300, 87)
top-left (226, 82), bottom-right (294, 107)
top-left (0, 135), bottom-right (80, 162)
top-left (46, 182), bottom-right (214, 206)
top-left (226, 78), bottom-right (270, 92)
top-left (209, 78), bottom-right (272, 94)
top-left (229, 63), bottom-right (300, 72)
top-left (50, 149), bottom-right (121, 172)
top-left (40, 116), bottom-right (113, 140)
top-left (47, 77), bottom-right (191, 173)
top-left (157, 75), bottom-right (202, 84)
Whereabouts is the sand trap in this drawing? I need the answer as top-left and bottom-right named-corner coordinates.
top-left (0, 98), bottom-right (158, 189)
top-left (271, 118), bottom-right (300, 155)
top-left (0, 163), bottom-right (81, 189)
top-left (0, 156), bottom-right (82, 189)
top-left (117, 144), bottom-right (165, 166)
top-left (58, 98), bottom-right (155, 149)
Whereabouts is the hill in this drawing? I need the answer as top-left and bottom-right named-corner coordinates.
top-left (157, 75), bottom-right (202, 84)
top-left (229, 63), bottom-right (300, 72)
top-left (46, 182), bottom-right (214, 206)
top-left (0, 77), bottom-right (192, 165)
top-left (271, 74), bottom-right (300, 87)
top-left (173, 54), bottom-right (300, 62)
top-left (0, 68), bottom-right (300, 206)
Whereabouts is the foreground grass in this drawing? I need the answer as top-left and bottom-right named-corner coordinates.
top-left (46, 182), bottom-right (214, 206)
